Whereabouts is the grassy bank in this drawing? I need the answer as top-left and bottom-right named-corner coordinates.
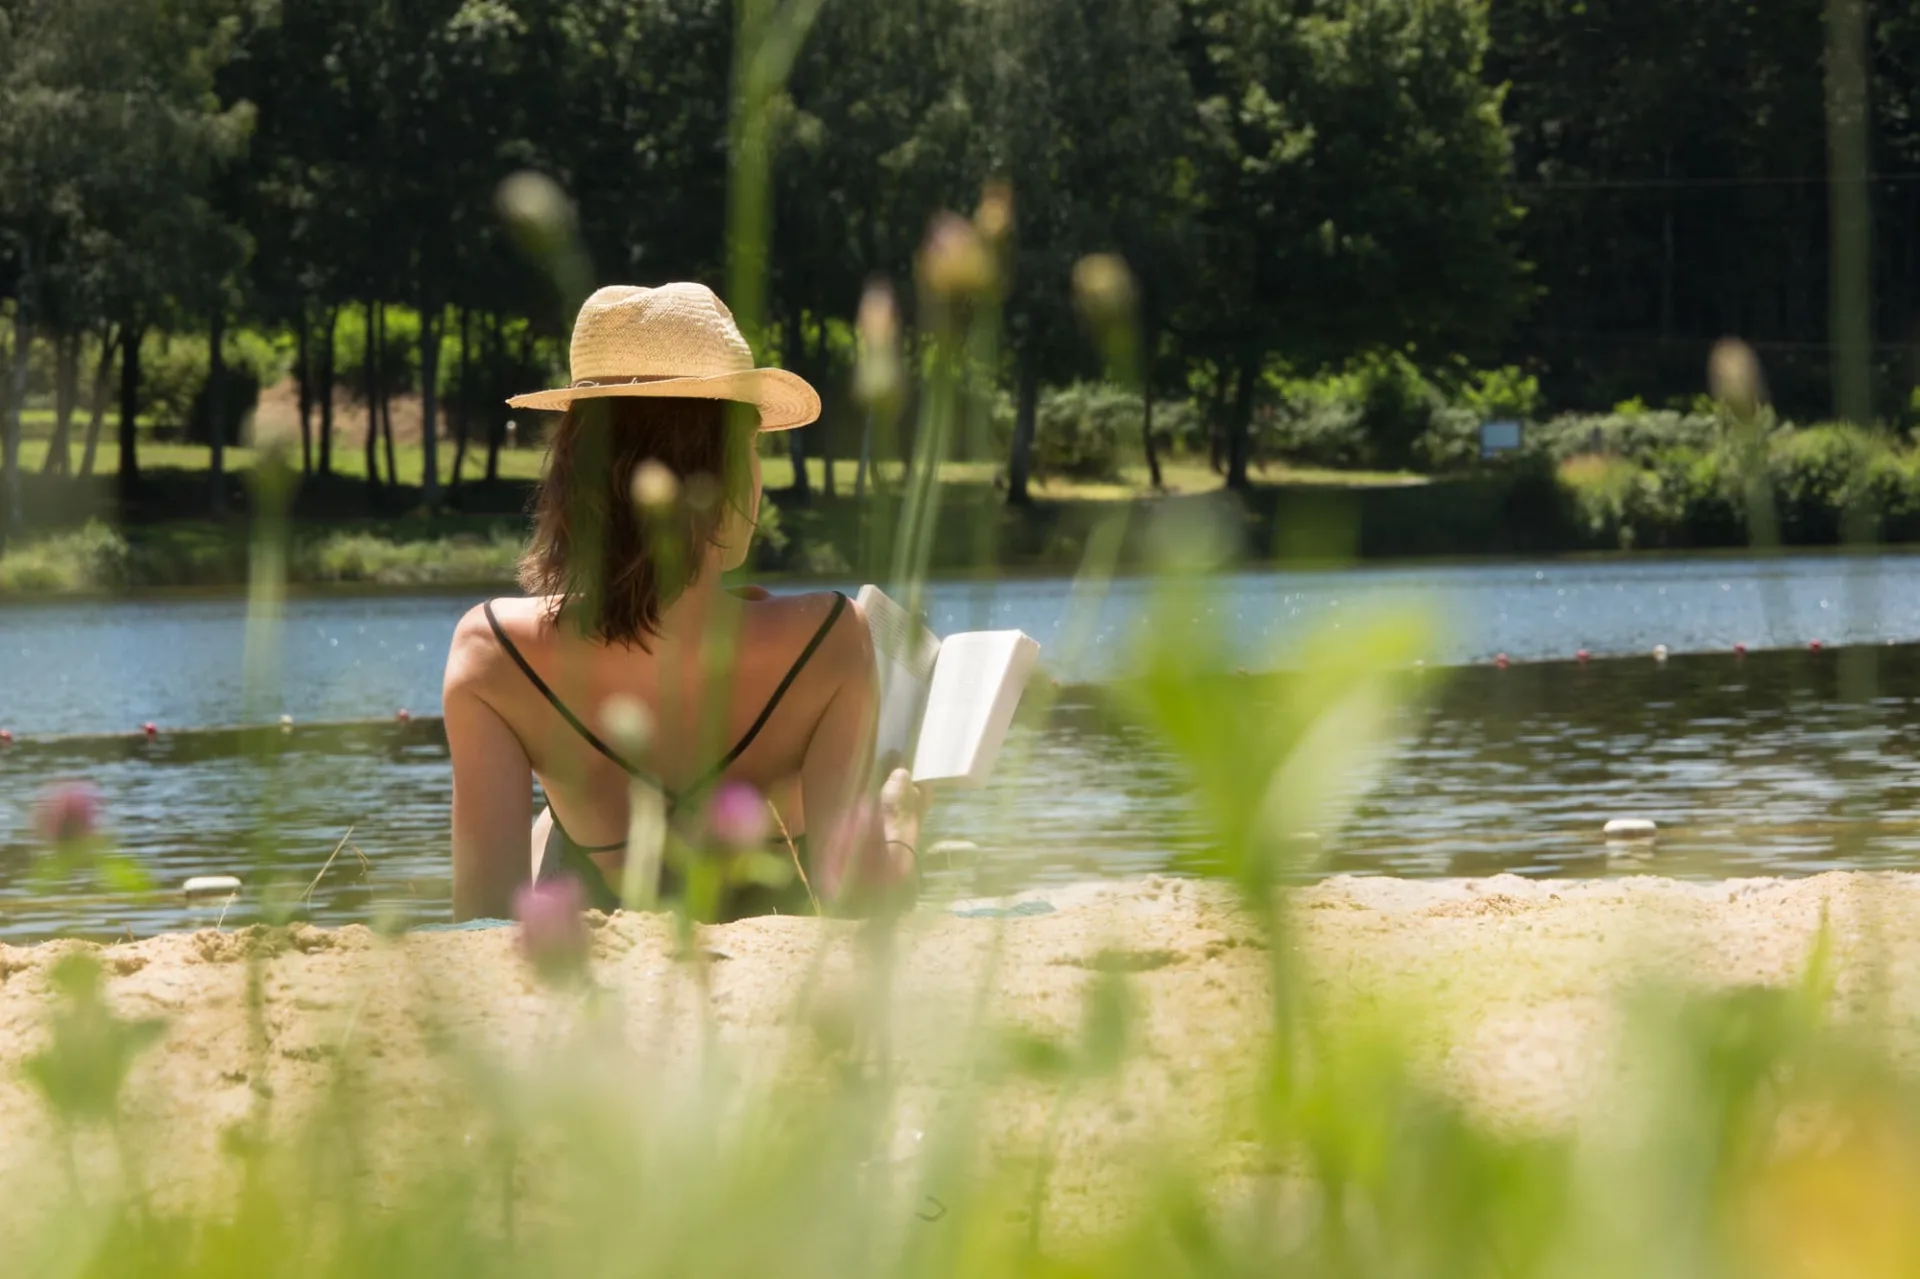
top-left (0, 518), bottom-right (528, 595)
top-left (17, 418), bottom-right (1920, 598)
top-left (0, 446), bottom-right (1434, 596)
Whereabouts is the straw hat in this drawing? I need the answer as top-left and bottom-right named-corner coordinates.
top-left (506, 283), bottom-right (820, 430)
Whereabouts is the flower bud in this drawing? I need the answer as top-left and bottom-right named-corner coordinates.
top-left (975, 180), bottom-right (1014, 244)
top-left (512, 878), bottom-right (591, 985)
top-left (920, 213), bottom-right (995, 301)
top-left (630, 460), bottom-right (680, 513)
top-left (34, 782), bottom-right (99, 848)
top-left (854, 280), bottom-right (902, 409)
top-left (599, 694), bottom-right (654, 758)
top-left (1072, 254), bottom-right (1137, 333)
top-left (495, 171), bottom-right (578, 260)
top-left (1708, 338), bottom-right (1766, 418)
top-left (708, 781), bottom-right (772, 849)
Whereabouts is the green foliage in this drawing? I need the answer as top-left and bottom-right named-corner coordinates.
top-left (0, 519), bottom-right (131, 592)
top-left (1266, 354), bottom-right (1447, 472)
top-left (1528, 411), bottom-right (1722, 466)
top-left (140, 331), bottom-right (286, 436)
top-left (1455, 364), bottom-right (1544, 421)
top-left (1031, 383), bottom-right (1144, 483)
top-left (1767, 424), bottom-right (1879, 541)
top-left (24, 953), bottom-right (165, 1126)
top-left (304, 528), bottom-right (524, 586)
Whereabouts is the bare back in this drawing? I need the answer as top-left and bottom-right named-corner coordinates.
top-left (444, 588), bottom-right (878, 919)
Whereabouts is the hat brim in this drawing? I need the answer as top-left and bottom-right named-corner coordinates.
top-left (505, 368), bottom-right (820, 431)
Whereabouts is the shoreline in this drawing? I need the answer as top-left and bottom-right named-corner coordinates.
top-left (14, 501), bottom-right (1920, 605)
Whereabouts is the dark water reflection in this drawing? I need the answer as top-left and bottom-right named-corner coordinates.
top-left (5, 643), bottom-right (1920, 941)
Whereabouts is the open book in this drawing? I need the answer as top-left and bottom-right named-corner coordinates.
top-left (857, 585), bottom-right (1041, 786)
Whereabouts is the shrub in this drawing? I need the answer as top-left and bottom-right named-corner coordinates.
top-left (1412, 406), bottom-right (1487, 474)
top-left (1266, 353), bottom-right (1444, 472)
top-left (142, 330), bottom-right (287, 438)
top-left (1767, 423), bottom-right (1881, 542)
top-left (1265, 390), bottom-right (1365, 470)
top-left (1527, 410), bottom-right (1720, 466)
top-left (305, 528), bottom-right (524, 585)
top-left (1455, 363), bottom-right (1543, 422)
top-left (1556, 447), bottom-right (1736, 550)
top-left (1032, 382), bottom-right (1142, 482)
top-left (0, 522), bottom-right (132, 594)
top-left (1352, 352), bottom-right (1444, 471)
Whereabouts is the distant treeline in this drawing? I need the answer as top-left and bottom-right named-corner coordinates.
top-left (2, 0), bottom-right (1918, 529)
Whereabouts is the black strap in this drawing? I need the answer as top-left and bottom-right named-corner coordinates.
top-left (489, 590), bottom-right (846, 818)
top-left (544, 820), bottom-right (623, 913)
top-left (687, 591), bottom-right (848, 794)
top-left (482, 601), bottom-right (673, 798)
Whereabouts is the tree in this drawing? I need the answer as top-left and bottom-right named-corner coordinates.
top-left (0, 0), bottom-right (252, 529)
top-left (973, 0), bottom-right (1196, 504)
top-left (1489, 0), bottom-right (1828, 409)
top-left (1177, 0), bottom-right (1521, 484)
top-left (769, 0), bottom-right (979, 500)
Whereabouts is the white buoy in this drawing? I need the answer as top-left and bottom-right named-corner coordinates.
top-left (183, 875), bottom-right (242, 898)
top-left (1652, 644), bottom-right (1669, 663)
top-left (278, 714), bottom-right (294, 732)
top-left (1603, 818), bottom-right (1658, 841)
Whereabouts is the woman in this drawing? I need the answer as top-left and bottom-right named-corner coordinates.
top-left (445, 283), bottom-right (921, 921)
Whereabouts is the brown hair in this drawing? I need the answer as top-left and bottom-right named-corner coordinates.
top-left (517, 396), bottom-right (756, 646)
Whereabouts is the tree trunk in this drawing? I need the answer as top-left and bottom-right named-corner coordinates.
top-left (809, 321), bottom-right (833, 498)
top-left (79, 327), bottom-right (116, 478)
top-left (1225, 352), bottom-right (1256, 492)
top-left (208, 306), bottom-right (227, 517)
top-left (364, 299), bottom-right (381, 501)
top-left (783, 309), bottom-right (811, 501)
top-left (1006, 354), bottom-right (1040, 507)
top-left (118, 323), bottom-right (143, 507)
top-left (2, 295), bottom-right (29, 534)
top-left (295, 307), bottom-right (314, 474)
top-left (41, 333), bottom-right (78, 477)
top-left (854, 412), bottom-right (871, 501)
top-left (451, 307), bottom-right (472, 494)
top-left (380, 345), bottom-right (398, 498)
top-left (318, 307), bottom-right (337, 476)
top-left (1206, 370), bottom-right (1230, 476)
top-left (487, 314), bottom-right (510, 483)
top-left (420, 303), bottom-right (441, 514)
top-left (485, 315), bottom-right (504, 484)
top-left (1142, 374), bottom-right (1162, 491)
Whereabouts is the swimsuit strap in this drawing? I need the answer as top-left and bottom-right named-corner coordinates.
top-left (541, 814), bottom-right (624, 913)
top-left (685, 591), bottom-right (849, 795)
top-left (493, 590), bottom-right (847, 850)
top-left (482, 601), bottom-right (674, 799)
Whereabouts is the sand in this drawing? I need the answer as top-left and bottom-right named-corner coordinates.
top-left (3, 872), bottom-right (1920, 1230)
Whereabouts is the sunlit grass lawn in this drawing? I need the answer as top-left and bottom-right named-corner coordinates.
top-left (18, 435), bottom-right (1425, 499)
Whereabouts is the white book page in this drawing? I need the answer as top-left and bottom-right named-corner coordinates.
top-left (910, 631), bottom-right (1041, 785)
top-left (857, 585), bottom-right (942, 765)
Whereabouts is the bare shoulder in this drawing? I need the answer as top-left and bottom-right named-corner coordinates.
top-left (747, 590), bottom-right (874, 682)
top-left (444, 597), bottom-right (543, 696)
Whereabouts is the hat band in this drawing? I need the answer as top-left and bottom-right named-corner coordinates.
top-left (570, 374), bottom-right (681, 389)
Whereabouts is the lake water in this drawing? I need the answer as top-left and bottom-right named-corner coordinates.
top-left (5, 550), bottom-right (1920, 942)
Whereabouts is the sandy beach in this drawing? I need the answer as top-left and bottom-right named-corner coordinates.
top-left (3, 872), bottom-right (1920, 1233)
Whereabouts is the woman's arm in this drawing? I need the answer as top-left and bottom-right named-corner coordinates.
top-left (801, 598), bottom-right (922, 911)
top-left (445, 611), bottom-right (535, 920)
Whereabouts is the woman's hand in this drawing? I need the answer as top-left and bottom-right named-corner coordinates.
top-left (815, 768), bottom-right (928, 915)
top-left (878, 767), bottom-right (927, 886)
